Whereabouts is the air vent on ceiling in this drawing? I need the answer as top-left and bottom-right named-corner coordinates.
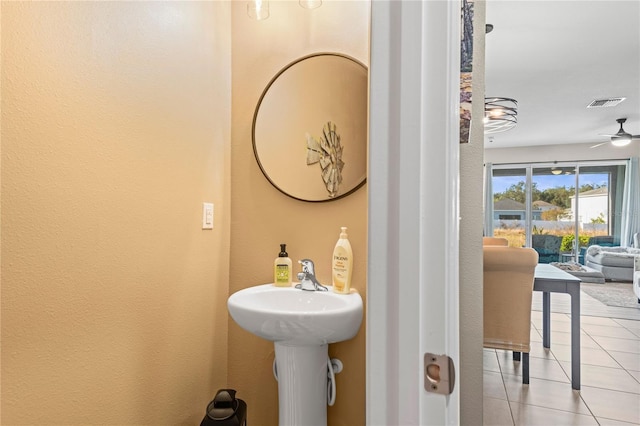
top-left (586, 97), bottom-right (626, 108)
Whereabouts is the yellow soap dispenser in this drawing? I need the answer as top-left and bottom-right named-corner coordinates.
top-left (274, 243), bottom-right (293, 287)
top-left (332, 227), bottom-right (353, 294)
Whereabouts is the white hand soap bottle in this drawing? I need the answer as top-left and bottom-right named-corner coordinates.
top-left (332, 227), bottom-right (353, 294)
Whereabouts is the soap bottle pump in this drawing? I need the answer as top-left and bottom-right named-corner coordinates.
top-left (274, 243), bottom-right (293, 287)
top-left (332, 227), bottom-right (353, 294)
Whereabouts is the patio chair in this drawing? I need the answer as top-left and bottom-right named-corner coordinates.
top-left (588, 235), bottom-right (618, 247)
top-left (483, 245), bottom-right (539, 384)
top-left (532, 234), bottom-right (561, 263)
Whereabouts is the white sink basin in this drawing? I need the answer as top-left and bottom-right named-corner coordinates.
top-left (228, 283), bottom-right (363, 425)
top-left (227, 284), bottom-right (363, 345)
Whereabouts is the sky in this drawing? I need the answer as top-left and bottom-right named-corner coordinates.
top-left (493, 173), bottom-right (609, 193)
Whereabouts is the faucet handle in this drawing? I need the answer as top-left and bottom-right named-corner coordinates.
top-left (295, 258), bottom-right (327, 291)
top-left (298, 258), bottom-right (315, 273)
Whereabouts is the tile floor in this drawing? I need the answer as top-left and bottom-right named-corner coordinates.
top-left (483, 285), bottom-right (640, 425)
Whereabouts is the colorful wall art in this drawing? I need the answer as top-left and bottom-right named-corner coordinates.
top-left (460, 0), bottom-right (474, 144)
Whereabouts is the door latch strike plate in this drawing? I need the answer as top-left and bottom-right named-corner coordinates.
top-left (424, 353), bottom-right (455, 395)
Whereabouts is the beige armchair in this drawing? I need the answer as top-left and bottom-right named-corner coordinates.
top-left (483, 245), bottom-right (539, 384)
top-left (483, 237), bottom-right (509, 246)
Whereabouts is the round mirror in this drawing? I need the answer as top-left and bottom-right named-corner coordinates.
top-left (252, 53), bottom-right (368, 202)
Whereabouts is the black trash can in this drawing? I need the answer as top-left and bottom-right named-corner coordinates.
top-left (200, 389), bottom-right (247, 426)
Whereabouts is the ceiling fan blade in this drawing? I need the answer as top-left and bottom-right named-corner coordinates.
top-left (590, 142), bottom-right (608, 149)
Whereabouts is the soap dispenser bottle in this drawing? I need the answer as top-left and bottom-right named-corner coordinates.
top-left (332, 227), bottom-right (353, 294)
top-left (274, 243), bottom-right (293, 287)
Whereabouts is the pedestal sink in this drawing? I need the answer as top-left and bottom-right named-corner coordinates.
top-left (227, 284), bottom-right (363, 426)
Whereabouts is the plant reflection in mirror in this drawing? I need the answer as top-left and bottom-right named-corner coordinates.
top-left (305, 121), bottom-right (345, 198)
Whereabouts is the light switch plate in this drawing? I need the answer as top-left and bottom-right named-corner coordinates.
top-left (202, 203), bottom-right (214, 230)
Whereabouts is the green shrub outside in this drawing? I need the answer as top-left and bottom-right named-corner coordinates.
top-left (560, 234), bottom-right (590, 252)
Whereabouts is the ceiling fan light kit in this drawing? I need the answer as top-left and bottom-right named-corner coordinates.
top-left (611, 136), bottom-right (632, 147)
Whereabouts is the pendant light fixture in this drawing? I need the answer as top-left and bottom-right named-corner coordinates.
top-left (247, 0), bottom-right (269, 20)
top-left (484, 97), bottom-right (518, 134)
top-left (299, 0), bottom-right (322, 9)
top-left (248, 0), bottom-right (321, 20)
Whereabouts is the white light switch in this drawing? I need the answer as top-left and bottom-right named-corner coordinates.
top-left (202, 203), bottom-right (214, 230)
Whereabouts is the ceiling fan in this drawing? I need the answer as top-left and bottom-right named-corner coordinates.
top-left (591, 118), bottom-right (640, 148)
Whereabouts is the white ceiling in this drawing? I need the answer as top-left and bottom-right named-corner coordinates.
top-left (484, 0), bottom-right (640, 149)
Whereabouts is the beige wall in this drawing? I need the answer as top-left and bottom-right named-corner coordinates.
top-left (459, 1), bottom-right (486, 424)
top-left (1, 2), bottom-right (231, 424)
top-left (229, 2), bottom-right (369, 425)
top-left (1, 2), bottom-right (490, 424)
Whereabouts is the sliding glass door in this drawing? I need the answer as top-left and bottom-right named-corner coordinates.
top-left (489, 161), bottom-right (627, 263)
top-left (492, 167), bottom-right (528, 248)
top-left (531, 165), bottom-right (576, 263)
top-left (574, 164), bottom-right (626, 258)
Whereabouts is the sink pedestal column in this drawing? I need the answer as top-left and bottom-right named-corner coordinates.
top-left (274, 342), bottom-right (328, 426)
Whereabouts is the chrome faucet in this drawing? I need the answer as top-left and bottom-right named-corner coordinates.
top-left (295, 259), bottom-right (328, 291)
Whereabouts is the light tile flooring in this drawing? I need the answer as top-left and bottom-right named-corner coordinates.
top-left (484, 285), bottom-right (640, 425)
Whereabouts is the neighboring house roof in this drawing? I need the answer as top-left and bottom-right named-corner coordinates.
top-left (494, 198), bottom-right (525, 210)
top-left (570, 187), bottom-right (608, 198)
top-left (532, 200), bottom-right (559, 210)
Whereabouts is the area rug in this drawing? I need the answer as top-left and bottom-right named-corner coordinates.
top-left (580, 282), bottom-right (639, 309)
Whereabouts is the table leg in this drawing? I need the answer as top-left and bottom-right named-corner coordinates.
top-left (569, 285), bottom-right (581, 390)
top-left (542, 291), bottom-right (550, 348)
